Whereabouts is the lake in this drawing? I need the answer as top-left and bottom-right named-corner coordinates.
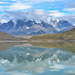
top-left (0, 42), bottom-right (75, 75)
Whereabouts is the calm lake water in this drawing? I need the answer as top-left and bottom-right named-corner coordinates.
top-left (0, 42), bottom-right (75, 75)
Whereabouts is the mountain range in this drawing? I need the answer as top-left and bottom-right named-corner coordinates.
top-left (0, 18), bottom-right (74, 36)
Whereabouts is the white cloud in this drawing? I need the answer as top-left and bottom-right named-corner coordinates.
top-left (11, 0), bottom-right (17, 1)
top-left (0, 19), bottom-right (8, 23)
top-left (0, 72), bottom-right (31, 75)
top-left (11, 73), bottom-right (30, 75)
top-left (7, 3), bottom-right (32, 10)
top-left (50, 64), bottom-right (65, 69)
top-left (13, 0), bottom-right (63, 2)
top-left (50, 12), bottom-right (65, 17)
top-left (34, 9), bottom-right (46, 15)
top-left (66, 1), bottom-right (75, 8)
top-left (4, 11), bottom-right (26, 20)
top-left (49, 10), bottom-right (65, 17)
top-left (64, 1), bottom-right (75, 12)
top-left (0, 8), bottom-right (74, 25)
top-left (0, 1), bottom-right (32, 11)
top-left (0, 6), bottom-right (4, 11)
top-left (0, 6), bottom-right (3, 9)
top-left (0, 2), bottom-right (8, 4)
top-left (64, 8), bottom-right (75, 12)
top-left (57, 15), bottom-right (75, 25)
top-left (0, 14), bottom-right (10, 23)
top-left (4, 9), bottom-right (49, 22)
top-left (48, 10), bottom-right (75, 25)
top-left (29, 0), bottom-right (62, 2)
top-left (23, 9), bottom-right (49, 22)
top-left (49, 10), bottom-right (59, 13)
top-left (0, 0), bottom-right (63, 11)
top-left (65, 70), bottom-right (75, 74)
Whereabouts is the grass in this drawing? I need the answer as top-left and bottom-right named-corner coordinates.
top-left (0, 31), bottom-right (26, 41)
top-left (30, 28), bottom-right (75, 40)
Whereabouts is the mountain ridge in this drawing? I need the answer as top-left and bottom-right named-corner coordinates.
top-left (0, 18), bottom-right (74, 36)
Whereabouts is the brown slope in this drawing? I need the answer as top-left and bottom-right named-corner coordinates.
top-left (0, 31), bottom-right (24, 41)
top-left (30, 28), bottom-right (75, 40)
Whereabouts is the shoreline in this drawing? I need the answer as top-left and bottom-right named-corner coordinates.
top-left (0, 41), bottom-right (28, 43)
top-left (28, 40), bottom-right (75, 42)
top-left (0, 40), bottom-right (75, 43)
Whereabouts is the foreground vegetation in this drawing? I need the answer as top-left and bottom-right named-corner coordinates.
top-left (30, 28), bottom-right (75, 40)
top-left (0, 31), bottom-right (26, 41)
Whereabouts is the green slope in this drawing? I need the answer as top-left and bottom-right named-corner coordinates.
top-left (30, 28), bottom-right (75, 40)
top-left (0, 31), bottom-right (24, 41)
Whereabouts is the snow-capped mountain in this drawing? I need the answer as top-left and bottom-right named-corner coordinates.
top-left (0, 18), bottom-right (74, 35)
top-left (49, 18), bottom-right (75, 32)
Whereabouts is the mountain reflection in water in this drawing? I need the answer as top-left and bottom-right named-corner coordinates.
top-left (0, 42), bottom-right (75, 75)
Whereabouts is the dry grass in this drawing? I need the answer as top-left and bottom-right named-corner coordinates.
top-left (30, 28), bottom-right (75, 40)
top-left (0, 31), bottom-right (25, 41)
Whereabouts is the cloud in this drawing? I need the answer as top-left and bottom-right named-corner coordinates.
top-left (8, 3), bottom-right (31, 10)
top-left (0, 14), bottom-right (11, 23)
top-left (0, 1), bottom-right (32, 11)
top-left (49, 10), bottom-right (65, 17)
top-left (0, 2), bottom-right (8, 4)
top-left (0, 72), bottom-right (31, 75)
top-left (0, 8), bottom-right (75, 25)
top-left (0, 0), bottom-right (63, 11)
top-left (49, 10), bottom-right (59, 13)
top-left (50, 64), bottom-right (65, 69)
top-left (0, 5), bottom-right (3, 9)
top-left (11, 0), bottom-right (63, 2)
top-left (57, 15), bottom-right (75, 25)
top-left (25, 9), bottom-right (49, 22)
top-left (66, 1), bottom-right (75, 8)
top-left (0, 19), bottom-right (8, 23)
top-left (64, 1), bottom-right (75, 12)
top-left (4, 9), bottom-right (49, 22)
top-left (1, 9), bottom-right (74, 25)
top-left (4, 2), bottom-right (32, 10)
top-left (64, 8), bottom-right (75, 12)
top-left (50, 12), bottom-right (65, 17)
top-left (4, 11), bottom-right (26, 20)
top-left (11, 0), bottom-right (17, 1)
top-left (49, 9), bottom-right (75, 25)
top-left (29, 0), bottom-right (62, 2)
top-left (65, 70), bottom-right (75, 75)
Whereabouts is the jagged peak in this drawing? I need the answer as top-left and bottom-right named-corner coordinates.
top-left (50, 17), bottom-right (53, 22)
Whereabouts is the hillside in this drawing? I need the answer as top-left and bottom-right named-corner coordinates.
top-left (30, 28), bottom-right (75, 40)
top-left (0, 31), bottom-right (25, 41)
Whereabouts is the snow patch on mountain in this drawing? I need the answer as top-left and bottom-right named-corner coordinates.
top-left (26, 27), bottom-right (30, 29)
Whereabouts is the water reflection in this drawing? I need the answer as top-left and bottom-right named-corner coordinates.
top-left (0, 43), bottom-right (75, 75)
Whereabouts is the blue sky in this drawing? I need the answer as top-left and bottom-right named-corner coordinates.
top-left (0, 0), bottom-right (75, 24)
